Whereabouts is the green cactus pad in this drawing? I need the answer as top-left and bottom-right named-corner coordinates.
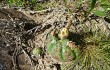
top-left (59, 39), bottom-right (76, 61)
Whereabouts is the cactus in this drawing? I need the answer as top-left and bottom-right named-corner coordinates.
top-left (46, 28), bottom-right (80, 62)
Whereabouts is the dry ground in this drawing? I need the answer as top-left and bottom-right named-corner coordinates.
top-left (0, 7), bottom-right (110, 70)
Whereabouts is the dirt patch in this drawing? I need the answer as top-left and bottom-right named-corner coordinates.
top-left (0, 9), bottom-right (38, 70)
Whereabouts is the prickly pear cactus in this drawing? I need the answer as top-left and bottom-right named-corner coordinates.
top-left (46, 29), bottom-right (79, 62)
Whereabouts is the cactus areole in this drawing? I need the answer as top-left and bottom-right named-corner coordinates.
top-left (46, 28), bottom-right (79, 62)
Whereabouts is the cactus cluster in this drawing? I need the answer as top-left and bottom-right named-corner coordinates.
top-left (46, 28), bottom-right (80, 62)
